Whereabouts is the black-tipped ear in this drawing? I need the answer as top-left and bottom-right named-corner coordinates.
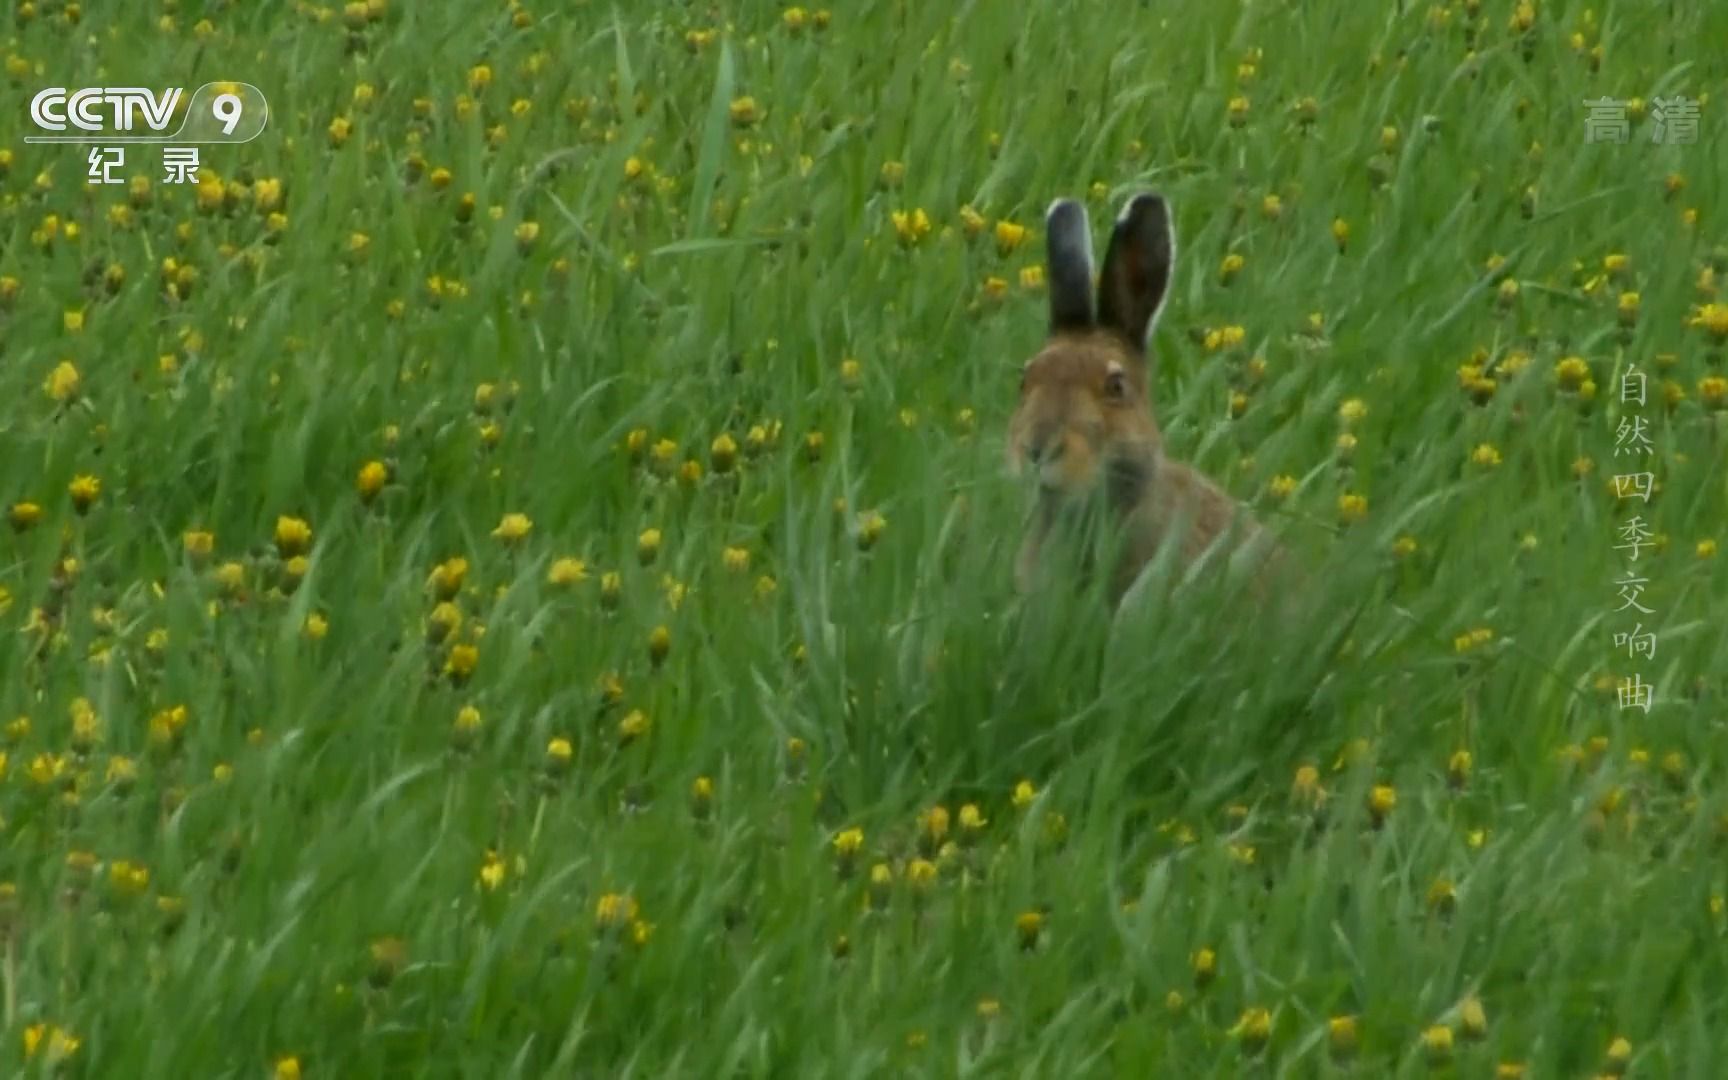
top-left (1045, 198), bottom-right (1095, 332)
top-left (1096, 193), bottom-right (1176, 352)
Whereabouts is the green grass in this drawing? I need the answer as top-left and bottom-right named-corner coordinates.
top-left (2, 0), bottom-right (1727, 1075)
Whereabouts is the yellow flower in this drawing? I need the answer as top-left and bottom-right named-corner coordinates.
top-left (1690, 302), bottom-right (1728, 339)
top-left (452, 705), bottom-right (482, 750)
top-left (906, 858), bottom-right (937, 890)
top-left (548, 557), bottom-right (589, 586)
top-left (478, 850), bottom-right (506, 891)
top-left (690, 775), bottom-right (714, 817)
top-left (1291, 764), bottom-right (1328, 810)
top-left (1423, 1025), bottom-right (1454, 1065)
top-left (484, 513), bottom-right (533, 549)
top-left (356, 460), bottom-right (388, 502)
top-left (1232, 1007), bottom-right (1272, 1052)
top-left (834, 826), bottom-right (864, 859)
top-left (545, 737), bottom-right (574, 773)
top-left (1604, 1036), bottom-right (1632, 1073)
top-left (1328, 1015), bottom-right (1359, 1060)
top-left (619, 708), bottom-right (650, 745)
top-left (959, 205), bottom-right (987, 236)
top-left (599, 572), bottom-right (623, 610)
top-left (1367, 784), bottom-right (1396, 823)
top-left (1220, 252), bottom-right (1245, 283)
top-left (22, 1024), bottom-right (81, 1063)
top-left (43, 359), bottom-right (81, 402)
top-left (69, 474), bottom-right (101, 513)
top-left (328, 115), bottom-right (352, 147)
top-left (891, 208), bottom-right (932, 246)
top-left (856, 510), bottom-right (887, 551)
top-left (1338, 397), bottom-right (1368, 424)
top-left (445, 643), bottom-right (479, 682)
top-left (1448, 749), bottom-right (1472, 788)
top-left (1019, 265), bottom-right (1045, 291)
top-left (1226, 95), bottom-right (1250, 126)
top-left (9, 502), bottom-right (43, 532)
top-left (468, 64), bottom-right (493, 92)
top-left (304, 612), bottom-right (329, 640)
top-left (595, 892), bottom-right (639, 929)
top-left (1014, 910), bottom-right (1045, 949)
top-left (877, 159), bottom-right (904, 188)
top-left (1192, 946), bottom-right (1217, 987)
top-left (1426, 876), bottom-right (1456, 914)
top-left (637, 528), bottom-right (662, 565)
top-left (1012, 779), bottom-right (1037, 808)
top-left (109, 858), bottom-right (151, 896)
top-left (728, 96), bottom-right (759, 127)
top-left (994, 219), bottom-right (1028, 255)
top-left (710, 432), bottom-right (739, 473)
top-left (722, 546), bottom-right (751, 573)
top-left (429, 556), bottom-right (468, 601)
top-left (1471, 443), bottom-right (1502, 468)
top-left (182, 528), bottom-right (214, 557)
top-left (919, 805), bottom-right (951, 849)
top-left (1460, 996), bottom-right (1488, 1041)
top-left (276, 515), bottom-right (313, 557)
top-left (1337, 492), bottom-right (1368, 523)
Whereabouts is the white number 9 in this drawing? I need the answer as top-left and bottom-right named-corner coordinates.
top-left (212, 93), bottom-right (243, 136)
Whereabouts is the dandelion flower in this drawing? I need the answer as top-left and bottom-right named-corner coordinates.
top-left (1423, 1025), bottom-right (1455, 1065)
top-left (357, 460), bottom-right (388, 502)
top-left (1460, 996), bottom-right (1488, 1041)
top-left (69, 474), bottom-right (101, 514)
top-left (9, 502), bottom-right (43, 532)
top-left (1232, 1007), bottom-right (1272, 1052)
top-left (1328, 1016), bottom-right (1358, 1061)
top-left (276, 515), bottom-right (313, 557)
top-left (1014, 910), bottom-right (1044, 950)
top-left (43, 359), bottom-right (81, 402)
top-left (1367, 784), bottom-right (1396, 824)
top-left (492, 512), bottom-right (532, 544)
top-left (728, 96), bottom-right (759, 127)
top-left (548, 557), bottom-right (589, 586)
top-left (710, 432), bottom-right (738, 473)
top-left (1192, 946), bottom-right (1217, 988)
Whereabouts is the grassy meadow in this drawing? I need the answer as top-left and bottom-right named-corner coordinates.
top-left (3, 0), bottom-right (1728, 1075)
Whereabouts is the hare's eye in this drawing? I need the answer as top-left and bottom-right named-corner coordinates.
top-left (1104, 370), bottom-right (1129, 401)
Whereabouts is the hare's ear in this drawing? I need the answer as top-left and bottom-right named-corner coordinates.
top-left (1096, 192), bottom-right (1176, 353)
top-left (1045, 198), bottom-right (1095, 332)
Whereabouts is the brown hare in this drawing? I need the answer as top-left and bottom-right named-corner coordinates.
top-left (1006, 193), bottom-right (1288, 614)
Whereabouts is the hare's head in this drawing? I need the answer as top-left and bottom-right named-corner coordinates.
top-left (1007, 194), bottom-right (1176, 499)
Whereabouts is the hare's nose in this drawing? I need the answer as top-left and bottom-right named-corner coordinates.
top-left (1028, 432), bottom-right (1065, 465)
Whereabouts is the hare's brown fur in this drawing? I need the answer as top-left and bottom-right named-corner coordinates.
top-left (1008, 194), bottom-right (1283, 610)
